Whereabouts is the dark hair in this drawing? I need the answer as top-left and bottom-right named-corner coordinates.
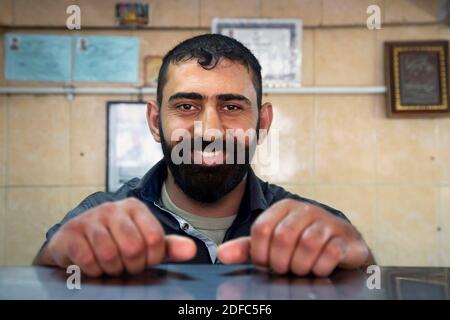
top-left (156, 33), bottom-right (262, 109)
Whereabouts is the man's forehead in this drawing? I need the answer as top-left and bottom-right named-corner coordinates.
top-left (163, 59), bottom-right (257, 102)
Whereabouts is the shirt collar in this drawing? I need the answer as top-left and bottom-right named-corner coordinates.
top-left (132, 159), bottom-right (269, 213)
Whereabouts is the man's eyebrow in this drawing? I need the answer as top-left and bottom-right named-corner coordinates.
top-left (216, 93), bottom-right (252, 106)
top-left (168, 92), bottom-right (204, 103)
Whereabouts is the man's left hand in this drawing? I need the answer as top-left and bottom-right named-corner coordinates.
top-left (217, 199), bottom-right (372, 277)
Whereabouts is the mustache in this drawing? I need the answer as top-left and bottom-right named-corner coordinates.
top-left (166, 136), bottom-right (255, 166)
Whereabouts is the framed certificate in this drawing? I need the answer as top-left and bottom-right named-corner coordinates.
top-left (144, 55), bottom-right (163, 87)
top-left (107, 101), bottom-right (163, 192)
top-left (212, 18), bottom-right (302, 88)
top-left (115, 2), bottom-right (149, 26)
top-left (385, 41), bottom-right (450, 118)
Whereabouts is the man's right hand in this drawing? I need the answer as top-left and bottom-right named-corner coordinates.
top-left (34, 198), bottom-right (197, 277)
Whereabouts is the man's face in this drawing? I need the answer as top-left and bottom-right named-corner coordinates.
top-left (157, 58), bottom-right (260, 203)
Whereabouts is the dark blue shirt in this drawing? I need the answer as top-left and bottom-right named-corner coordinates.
top-left (44, 160), bottom-right (349, 263)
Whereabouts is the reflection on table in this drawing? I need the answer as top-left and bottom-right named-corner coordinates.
top-left (0, 264), bottom-right (448, 300)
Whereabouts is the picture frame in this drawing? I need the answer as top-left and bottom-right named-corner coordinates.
top-left (107, 101), bottom-right (163, 192)
top-left (143, 55), bottom-right (163, 87)
top-left (212, 18), bottom-right (302, 88)
top-left (384, 268), bottom-right (449, 299)
top-left (115, 2), bottom-right (149, 27)
top-left (385, 40), bottom-right (450, 118)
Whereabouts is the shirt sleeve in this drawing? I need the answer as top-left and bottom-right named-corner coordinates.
top-left (43, 178), bottom-right (141, 245)
top-left (44, 192), bottom-right (105, 243)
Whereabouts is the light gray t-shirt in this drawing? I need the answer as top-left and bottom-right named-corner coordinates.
top-left (160, 182), bottom-right (236, 246)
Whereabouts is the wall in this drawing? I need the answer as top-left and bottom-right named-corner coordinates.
top-left (0, 0), bottom-right (449, 267)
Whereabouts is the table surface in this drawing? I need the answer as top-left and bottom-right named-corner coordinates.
top-left (0, 264), bottom-right (449, 300)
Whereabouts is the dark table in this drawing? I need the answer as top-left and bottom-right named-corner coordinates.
top-left (0, 264), bottom-right (449, 300)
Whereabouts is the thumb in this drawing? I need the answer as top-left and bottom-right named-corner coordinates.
top-left (165, 235), bottom-right (197, 262)
top-left (217, 236), bottom-right (251, 264)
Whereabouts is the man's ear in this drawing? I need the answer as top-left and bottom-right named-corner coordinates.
top-left (257, 102), bottom-right (273, 144)
top-left (146, 100), bottom-right (161, 143)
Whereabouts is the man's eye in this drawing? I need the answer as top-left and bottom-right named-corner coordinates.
top-left (176, 104), bottom-right (195, 111)
top-left (223, 105), bottom-right (240, 111)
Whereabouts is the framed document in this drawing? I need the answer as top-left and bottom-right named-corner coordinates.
top-left (385, 268), bottom-right (449, 299)
top-left (107, 101), bottom-right (163, 192)
top-left (144, 55), bottom-right (163, 87)
top-left (115, 2), bottom-right (149, 26)
top-left (385, 41), bottom-right (450, 118)
top-left (5, 33), bottom-right (72, 82)
top-left (74, 35), bottom-right (139, 83)
top-left (212, 18), bottom-right (302, 88)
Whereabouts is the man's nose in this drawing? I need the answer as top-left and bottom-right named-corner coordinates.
top-left (200, 107), bottom-right (224, 139)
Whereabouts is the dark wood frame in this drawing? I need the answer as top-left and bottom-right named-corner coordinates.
top-left (385, 40), bottom-right (450, 118)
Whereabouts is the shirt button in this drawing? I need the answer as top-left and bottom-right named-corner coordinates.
top-left (182, 223), bottom-right (189, 231)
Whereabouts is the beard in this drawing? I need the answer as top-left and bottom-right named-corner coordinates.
top-left (159, 125), bottom-right (257, 203)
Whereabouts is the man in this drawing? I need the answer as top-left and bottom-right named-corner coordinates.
top-left (34, 34), bottom-right (374, 277)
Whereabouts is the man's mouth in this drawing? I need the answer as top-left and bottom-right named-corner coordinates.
top-left (192, 150), bottom-right (226, 166)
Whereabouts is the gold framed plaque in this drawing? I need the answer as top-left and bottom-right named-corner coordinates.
top-left (385, 41), bottom-right (449, 118)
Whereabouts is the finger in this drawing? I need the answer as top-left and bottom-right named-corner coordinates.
top-left (47, 220), bottom-right (84, 269)
top-left (126, 199), bottom-right (166, 266)
top-left (217, 236), bottom-right (250, 264)
top-left (250, 199), bottom-right (300, 266)
top-left (269, 210), bottom-right (317, 274)
top-left (64, 233), bottom-right (103, 277)
top-left (84, 223), bottom-right (124, 276)
top-left (312, 237), bottom-right (346, 277)
top-left (338, 239), bottom-right (370, 270)
top-left (46, 234), bottom-right (74, 269)
top-left (108, 214), bottom-right (146, 275)
top-left (164, 235), bottom-right (197, 262)
top-left (289, 222), bottom-right (332, 276)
